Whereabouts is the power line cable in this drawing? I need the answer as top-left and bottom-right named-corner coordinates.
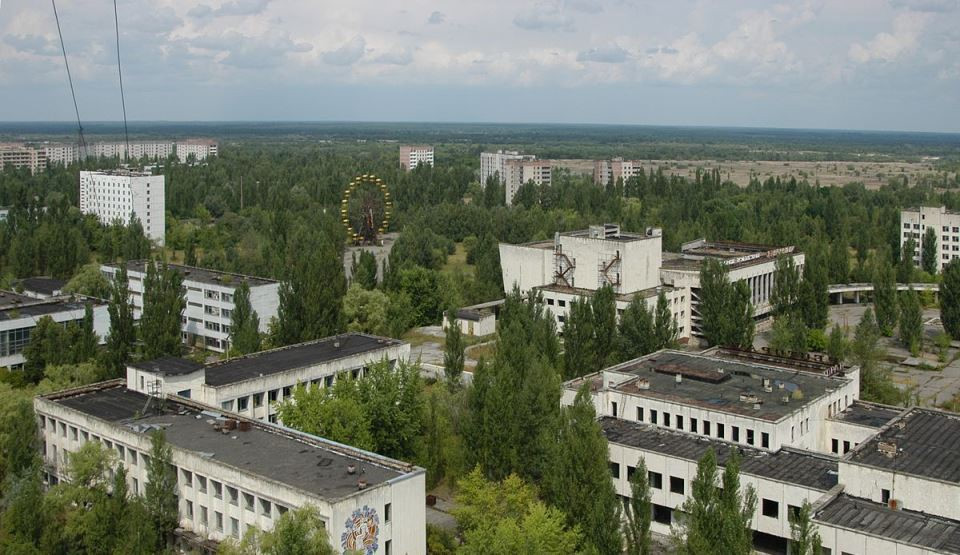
top-left (113, 0), bottom-right (130, 162)
top-left (51, 0), bottom-right (86, 158)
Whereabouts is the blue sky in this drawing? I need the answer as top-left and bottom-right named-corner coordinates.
top-left (1, 0), bottom-right (958, 132)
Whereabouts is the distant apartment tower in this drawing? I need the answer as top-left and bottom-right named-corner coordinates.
top-left (43, 144), bottom-right (81, 167)
top-left (0, 143), bottom-right (47, 174)
top-left (101, 261), bottom-right (280, 353)
top-left (479, 150), bottom-right (535, 187)
top-left (901, 206), bottom-right (960, 272)
top-left (504, 159), bottom-right (552, 205)
top-left (79, 170), bottom-right (165, 246)
top-left (399, 145), bottom-right (434, 171)
top-left (175, 140), bottom-right (218, 162)
top-left (594, 158), bottom-right (645, 186)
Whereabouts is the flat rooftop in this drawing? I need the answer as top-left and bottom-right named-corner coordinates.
top-left (846, 408), bottom-right (960, 483)
top-left (82, 169), bottom-right (153, 177)
top-left (829, 400), bottom-right (903, 429)
top-left (661, 239), bottom-right (799, 273)
top-left (16, 277), bottom-right (66, 296)
top-left (601, 417), bottom-right (838, 491)
top-left (48, 383), bottom-right (418, 502)
top-left (136, 334), bottom-right (404, 388)
top-left (0, 291), bottom-right (103, 322)
top-left (815, 494), bottom-right (960, 554)
top-left (106, 260), bottom-right (277, 287)
top-left (536, 283), bottom-right (672, 303)
top-left (603, 350), bottom-right (849, 422)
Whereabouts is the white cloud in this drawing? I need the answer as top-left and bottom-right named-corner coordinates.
top-left (427, 11), bottom-right (446, 24)
top-left (513, 2), bottom-right (575, 32)
top-left (849, 12), bottom-right (928, 63)
top-left (322, 36), bottom-right (366, 66)
top-left (577, 44), bottom-right (630, 63)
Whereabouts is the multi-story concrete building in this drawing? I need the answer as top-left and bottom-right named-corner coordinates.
top-left (42, 143), bottom-right (81, 166)
top-left (126, 333), bottom-right (409, 424)
top-left (0, 290), bottom-right (109, 369)
top-left (175, 140), bottom-right (218, 162)
top-left (594, 158), bottom-right (645, 186)
top-left (0, 143), bottom-right (47, 174)
top-left (398, 145), bottom-right (434, 171)
top-left (901, 206), bottom-right (960, 272)
top-left (479, 150), bottom-right (534, 186)
top-left (80, 170), bottom-right (165, 246)
top-left (571, 347), bottom-right (960, 555)
top-left (504, 158), bottom-right (552, 206)
top-left (500, 225), bottom-right (802, 341)
top-left (36, 380), bottom-right (425, 552)
top-left (101, 261), bottom-right (279, 353)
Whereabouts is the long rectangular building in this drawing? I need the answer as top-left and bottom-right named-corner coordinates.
top-left (101, 261), bottom-right (280, 353)
top-left (80, 170), bottom-right (165, 246)
top-left (36, 380), bottom-right (425, 552)
top-left (125, 333), bottom-right (410, 424)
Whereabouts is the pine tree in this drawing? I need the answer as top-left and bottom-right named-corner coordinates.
top-left (899, 288), bottom-right (923, 356)
top-left (562, 297), bottom-right (596, 379)
top-left (623, 457), bottom-right (652, 555)
top-left (443, 312), bottom-right (465, 387)
top-left (140, 261), bottom-right (186, 359)
top-left (922, 227), bottom-right (938, 275)
top-left (943, 260), bottom-right (960, 339)
top-left (144, 430), bottom-right (178, 550)
top-left (229, 281), bottom-right (262, 356)
top-left (789, 500), bottom-right (822, 555)
top-left (872, 251), bottom-right (898, 336)
top-left (105, 265), bottom-right (136, 377)
top-left (617, 296), bottom-right (656, 361)
top-left (653, 290), bottom-right (677, 349)
top-left (543, 386), bottom-right (621, 555)
top-left (592, 285), bottom-right (618, 368)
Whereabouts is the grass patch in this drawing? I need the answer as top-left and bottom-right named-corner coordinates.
top-left (441, 243), bottom-right (474, 277)
top-left (402, 329), bottom-right (444, 348)
top-left (466, 342), bottom-right (497, 361)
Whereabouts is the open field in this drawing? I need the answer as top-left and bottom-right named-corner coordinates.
top-left (555, 158), bottom-right (943, 189)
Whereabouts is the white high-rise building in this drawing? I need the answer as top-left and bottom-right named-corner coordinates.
top-left (79, 170), bottom-right (165, 246)
top-left (479, 150), bottom-right (535, 188)
top-left (175, 140), bottom-right (218, 162)
top-left (900, 206), bottom-right (960, 272)
top-left (398, 145), bottom-right (434, 171)
top-left (43, 144), bottom-right (81, 167)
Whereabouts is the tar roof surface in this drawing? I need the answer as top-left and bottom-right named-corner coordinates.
top-left (537, 283), bottom-right (670, 302)
top-left (52, 385), bottom-right (414, 501)
top-left (830, 401), bottom-right (903, 429)
top-left (0, 290), bottom-right (36, 309)
top-left (816, 494), bottom-right (960, 554)
top-left (608, 351), bottom-right (846, 421)
top-left (0, 293), bottom-right (101, 321)
top-left (660, 252), bottom-right (787, 272)
top-left (601, 417), bottom-right (838, 491)
top-left (203, 334), bottom-right (402, 387)
top-left (847, 408), bottom-right (960, 483)
top-left (18, 277), bottom-right (66, 295)
top-left (107, 261), bottom-right (276, 287)
top-left (131, 357), bottom-right (204, 376)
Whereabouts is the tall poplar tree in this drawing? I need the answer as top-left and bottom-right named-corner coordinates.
top-left (140, 261), bottom-right (186, 359)
top-left (543, 386), bottom-right (622, 555)
top-left (562, 297), bottom-right (596, 379)
top-left (653, 290), bottom-right (677, 349)
top-left (105, 265), bottom-right (136, 377)
top-left (443, 312), bottom-right (465, 387)
top-left (899, 288), bottom-right (923, 355)
top-left (592, 284), bottom-right (618, 368)
top-left (229, 281), bottom-right (262, 356)
top-left (771, 254), bottom-right (800, 317)
top-left (274, 235), bottom-right (346, 345)
top-left (872, 251), bottom-right (898, 336)
top-left (144, 431), bottom-right (178, 550)
top-left (922, 227), bottom-right (938, 275)
top-left (898, 238), bottom-right (917, 284)
top-left (942, 260), bottom-right (960, 339)
top-left (617, 296), bottom-right (656, 361)
top-left (624, 457), bottom-right (652, 555)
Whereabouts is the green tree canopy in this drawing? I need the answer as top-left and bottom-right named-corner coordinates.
top-left (922, 227), bottom-right (938, 275)
top-left (942, 260), bottom-right (960, 339)
top-left (140, 260), bottom-right (186, 359)
top-left (229, 281), bottom-right (262, 356)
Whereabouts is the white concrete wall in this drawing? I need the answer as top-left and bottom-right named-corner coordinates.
top-left (441, 313), bottom-right (496, 337)
top-left (901, 207), bottom-right (960, 272)
top-left (80, 172), bottom-right (165, 246)
top-left (556, 233), bottom-right (662, 293)
top-left (839, 461), bottom-right (957, 520)
top-left (499, 243), bottom-right (553, 293)
top-left (817, 521), bottom-right (932, 555)
top-left (540, 287), bottom-right (690, 340)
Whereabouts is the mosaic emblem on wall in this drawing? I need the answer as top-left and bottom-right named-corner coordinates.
top-left (341, 505), bottom-right (379, 554)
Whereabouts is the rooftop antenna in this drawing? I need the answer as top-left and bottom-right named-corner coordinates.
top-left (51, 0), bottom-right (87, 158)
top-left (113, 0), bottom-right (130, 162)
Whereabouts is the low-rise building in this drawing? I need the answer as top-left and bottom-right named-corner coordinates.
top-left (80, 170), bottom-right (165, 246)
top-left (0, 290), bottom-right (109, 369)
top-left (569, 348), bottom-right (960, 554)
top-left (399, 145), bottom-right (434, 171)
top-left (101, 261), bottom-right (280, 353)
top-left (36, 380), bottom-right (425, 552)
top-left (901, 206), bottom-right (960, 272)
top-left (125, 333), bottom-right (410, 424)
top-left (15, 277), bottom-right (67, 299)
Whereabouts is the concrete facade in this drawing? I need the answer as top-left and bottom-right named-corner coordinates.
top-left (101, 261), bottom-right (279, 353)
top-left (398, 145), bottom-right (434, 171)
top-left (36, 381), bottom-right (425, 553)
top-left (0, 291), bottom-right (109, 369)
top-left (80, 170), bottom-right (165, 246)
top-left (594, 158), bottom-right (645, 186)
top-left (901, 206), bottom-right (960, 272)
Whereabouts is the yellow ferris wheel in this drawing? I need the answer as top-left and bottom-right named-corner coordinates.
top-left (340, 174), bottom-right (392, 245)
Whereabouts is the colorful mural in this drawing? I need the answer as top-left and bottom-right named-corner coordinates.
top-left (341, 505), bottom-right (379, 554)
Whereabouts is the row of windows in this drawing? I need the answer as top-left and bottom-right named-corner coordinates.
top-left (218, 368), bottom-right (366, 415)
top-left (614, 402), bottom-right (772, 449)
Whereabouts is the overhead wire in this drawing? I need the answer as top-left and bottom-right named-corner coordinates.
top-left (113, 0), bottom-right (130, 162)
top-left (51, 0), bottom-right (86, 157)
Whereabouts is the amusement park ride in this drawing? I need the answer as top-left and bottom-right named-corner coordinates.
top-left (341, 174), bottom-right (392, 245)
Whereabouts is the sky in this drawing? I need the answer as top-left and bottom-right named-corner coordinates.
top-left (0, 0), bottom-right (959, 132)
